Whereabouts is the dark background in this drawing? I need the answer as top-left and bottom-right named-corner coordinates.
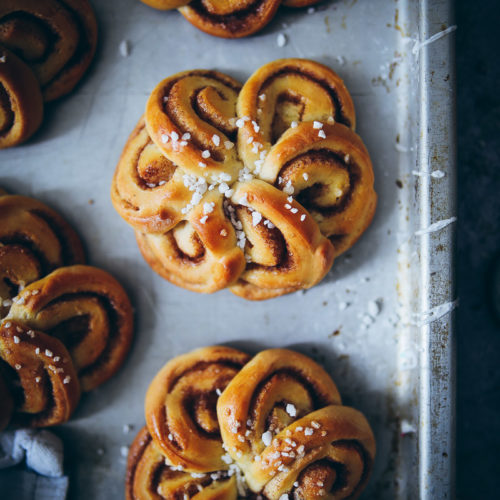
top-left (456, 0), bottom-right (500, 497)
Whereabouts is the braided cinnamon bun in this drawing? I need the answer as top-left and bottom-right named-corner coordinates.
top-left (0, 192), bottom-right (85, 318)
top-left (0, 47), bottom-right (43, 149)
top-left (217, 349), bottom-right (376, 500)
top-left (139, 0), bottom-right (322, 39)
top-left (0, 0), bottom-right (98, 101)
top-left (145, 346), bottom-right (250, 472)
top-left (6, 265), bottom-right (133, 392)
top-left (0, 320), bottom-right (80, 427)
top-left (126, 426), bottom-right (238, 500)
top-left (112, 59), bottom-right (376, 300)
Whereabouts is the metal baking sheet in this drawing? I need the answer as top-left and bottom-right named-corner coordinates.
top-left (0, 0), bottom-right (456, 498)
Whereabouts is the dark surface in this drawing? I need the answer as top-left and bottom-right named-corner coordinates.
top-left (456, 0), bottom-right (500, 497)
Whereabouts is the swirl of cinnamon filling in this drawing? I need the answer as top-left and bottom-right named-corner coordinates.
top-left (217, 349), bottom-right (375, 500)
top-left (126, 426), bottom-right (238, 500)
top-left (111, 117), bottom-right (194, 234)
top-left (135, 190), bottom-right (246, 293)
top-left (237, 58), bottom-right (356, 176)
top-left (227, 180), bottom-right (334, 300)
top-left (5, 265), bottom-right (133, 392)
top-left (0, 0), bottom-right (97, 101)
top-left (146, 70), bottom-right (243, 182)
top-left (0, 47), bottom-right (43, 149)
top-left (145, 346), bottom-right (250, 472)
top-left (261, 122), bottom-right (377, 258)
top-left (0, 320), bottom-right (80, 427)
top-left (0, 192), bottom-right (85, 318)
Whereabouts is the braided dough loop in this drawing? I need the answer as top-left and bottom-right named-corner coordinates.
top-left (261, 122), bottom-right (377, 257)
top-left (146, 70), bottom-right (243, 182)
top-left (0, 193), bottom-right (85, 317)
top-left (135, 190), bottom-right (246, 293)
top-left (145, 346), bottom-right (250, 472)
top-left (0, 47), bottom-right (43, 149)
top-left (0, 0), bottom-right (97, 101)
top-left (126, 426), bottom-right (238, 500)
top-left (256, 406), bottom-right (375, 499)
top-left (0, 320), bottom-right (80, 427)
top-left (228, 180), bottom-right (335, 300)
top-left (111, 117), bottom-right (193, 234)
top-left (6, 265), bottom-right (133, 392)
top-left (237, 58), bottom-right (356, 175)
top-left (217, 349), bottom-right (375, 499)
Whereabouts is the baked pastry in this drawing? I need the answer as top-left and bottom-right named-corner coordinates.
top-left (139, 0), bottom-right (322, 38)
top-left (0, 265), bottom-right (133, 427)
top-left (0, 0), bottom-right (97, 148)
top-left (112, 59), bottom-right (376, 300)
top-left (218, 349), bottom-right (376, 499)
top-left (130, 346), bottom-right (375, 499)
top-left (145, 346), bottom-right (251, 471)
top-left (0, 320), bottom-right (80, 427)
top-left (126, 426), bottom-right (238, 500)
top-left (0, 191), bottom-right (85, 318)
top-left (0, 0), bottom-right (98, 101)
top-left (0, 47), bottom-right (43, 149)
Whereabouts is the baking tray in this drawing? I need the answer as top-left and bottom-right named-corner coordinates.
top-left (0, 0), bottom-right (456, 498)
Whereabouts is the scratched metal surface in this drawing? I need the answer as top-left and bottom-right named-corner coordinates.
top-left (0, 0), bottom-right (456, 498)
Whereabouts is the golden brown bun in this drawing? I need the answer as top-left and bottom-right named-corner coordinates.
top-left (112, 59), bottom-right (376, 300)
top-left (145, 346), bottom-right (250, 472)
top-left (140, 0), bottom-right (322, 38)
top-left (0, 193), bottom-right (85, 318)
top-left (0, 320), bottom-right (80, 427)
top-left (0, 46), bottom-right (43, 149)
top-left (6, 265), bottom-right (134, 392)
top-left (133, 347), bottom-right (375, 498)
top-left (126, 426), bottom-right (238, 500)
top-left (0, 0), bottom-right (98, 101)
top-left (217, 349), bottom-right (376, 499)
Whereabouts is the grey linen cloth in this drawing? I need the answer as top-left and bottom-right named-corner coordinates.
top-left (0, 429), bottom-right (68, 500)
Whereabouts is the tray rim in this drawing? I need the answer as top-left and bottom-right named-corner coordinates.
top-left (416, 1), bottom-right (457, 498)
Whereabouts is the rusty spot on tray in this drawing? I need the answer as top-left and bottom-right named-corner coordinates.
top-left (328, 328), bottom-right (341, 338)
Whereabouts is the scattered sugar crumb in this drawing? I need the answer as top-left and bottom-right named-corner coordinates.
top-left (119, 40), bottom-right (130, 57)
top-left (277, 33), bottom-right (287, 47)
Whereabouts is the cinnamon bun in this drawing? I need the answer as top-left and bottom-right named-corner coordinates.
top-left (217, 349), bottom-right (376, 499)
top-left (111, 59), bottom-right (376, 300)
top-left (139, 0), bottom-right (322, 39)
